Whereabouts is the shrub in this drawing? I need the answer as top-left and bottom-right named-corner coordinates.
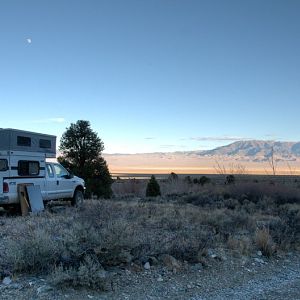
top-left (224, 198), bottom-right (239, 210)
top-left (112, 179), bottom-right (146, 197)
top-left (266, 216), bottom-right (292, 249)
top-left (6, 226), bottom-right (63, 273)
top-left (85, 176), bottom-right (113, 199)
top-left (2, 184), bottom-right (300, 289)
top-left (227, 182), bottom-right (300, 205)
top-left (50, 255), bottom-right (111, 290)
top-left (193, 178), bottom-right (199, 184)
top-left (146, 175), bottom-right (161, 197)
top-left (278, 204), bottom-right (300, 245)
top-left (168, 172), bottom-right (179, 182)
top-left (204, 209), bottom-right (252, 236)
top-left (199, 176), bottom-right (211, 186)
top-left (183, 191), bottom-right (221, 207)
top-left (255, 227), bottom-right (276, 257)
top-left (227, 235), bottom-right (252, 255)
top-left (184, 176), bottom-right (192, 184)
top-left (225, 175), bottom-right (235, 185)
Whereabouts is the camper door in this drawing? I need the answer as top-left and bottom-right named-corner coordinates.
top-left (0, 156), bottom-right (9, 194)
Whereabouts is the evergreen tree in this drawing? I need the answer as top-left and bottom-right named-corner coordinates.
top-left (146, 175), bottom-right (161, 197)
top-left (59, 120), bottom-right (113, 198)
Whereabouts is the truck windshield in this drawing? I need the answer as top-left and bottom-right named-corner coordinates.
top-left (53, 164), bottom-right (69, 178)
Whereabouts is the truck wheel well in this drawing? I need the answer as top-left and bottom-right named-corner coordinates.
top-left (71, 186), bottom-right (84, 207)
top-left (74, 186), bottom-right (84, 195)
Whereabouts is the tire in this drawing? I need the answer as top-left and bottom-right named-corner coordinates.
top-left (5, 204), bottom-right (22, 216)
top-left (71, 189), bottom-right (84, 207)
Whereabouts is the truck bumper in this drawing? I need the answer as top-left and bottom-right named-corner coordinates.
top-left (0, 196), bottom-right (10, 204)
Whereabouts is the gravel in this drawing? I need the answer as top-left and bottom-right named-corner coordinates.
top-left (0, 252), bottom-right (299, 300)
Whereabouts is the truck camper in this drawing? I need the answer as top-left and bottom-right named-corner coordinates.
top-left (0, 129), bottom-right (85, 209)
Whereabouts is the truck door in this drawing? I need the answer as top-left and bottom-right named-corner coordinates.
top-left (52, 163), bottom-right (74, 198)
top-left (45, 163), bottom-right (59, 200)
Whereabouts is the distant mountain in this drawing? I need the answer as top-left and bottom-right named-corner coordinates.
top-left (198, 140), bottom-right (300, 161)
top-left (104, 140), bottom-right (300, 174)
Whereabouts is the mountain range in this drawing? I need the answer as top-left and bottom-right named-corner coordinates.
top-left (104, 140), bottom-right (300, 174)
top-left (193, 140), bottom-right (300, 162)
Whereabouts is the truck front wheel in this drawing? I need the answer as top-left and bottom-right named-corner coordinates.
top-left (71, 189), bottom-right (84, 207)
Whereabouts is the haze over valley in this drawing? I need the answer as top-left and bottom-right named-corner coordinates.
top-left (104, 140), bottom-right (300, 175)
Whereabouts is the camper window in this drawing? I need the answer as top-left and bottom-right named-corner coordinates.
top-left (0, 159), bottom-right (8, 171)
top-left (18, 161), bottom-right (40, 176)
top-left (40, 139), bottom-right (51, 149)
top-left (17, 136), bottom-right (31, 147)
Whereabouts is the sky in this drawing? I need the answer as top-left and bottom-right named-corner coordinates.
top-left (0, 0), bottom-right (299, 154)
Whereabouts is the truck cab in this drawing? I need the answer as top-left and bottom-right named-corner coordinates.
top-left (44, 162), bottom-right (85, 204)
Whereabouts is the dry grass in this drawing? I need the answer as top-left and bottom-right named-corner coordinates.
top-left (0, 201), bottom-right (216, 286)
top-left (227, 236), bottom-right (253, 255)
top-left (112, 178), bottom-right (206, 197)
top-left (0, 177), bottom-right (299, 289)
top-left (50, 255), bottom-right (111, 290)
top-left (112, 179), bottom-right (147, 197)
top-left (255, 227), bottom-right (276, 257)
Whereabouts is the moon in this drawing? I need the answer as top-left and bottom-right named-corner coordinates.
top-left (26, 38), bottom-right (32, 44)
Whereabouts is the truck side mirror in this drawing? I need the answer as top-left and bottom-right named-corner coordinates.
top-left (65, 168), bottom-right (74, 179)
top-left (62, 173), bottom-right (74, 179)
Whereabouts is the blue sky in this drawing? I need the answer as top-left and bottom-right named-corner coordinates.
top-left (0, 0), bottom-right (299, 153)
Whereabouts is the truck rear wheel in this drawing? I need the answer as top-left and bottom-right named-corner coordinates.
top-left (3, 204), bottom-right (21, 216)
top-left (71, 189), bottom-right (84, 207)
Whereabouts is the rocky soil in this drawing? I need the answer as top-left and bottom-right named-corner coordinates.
top-left (1, 251), bottom-right (299, 300)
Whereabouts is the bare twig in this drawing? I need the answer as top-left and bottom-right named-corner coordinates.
top-left (229, 163), bottom-right (248, 175)
top-left (268, 146), bottom-right (277, 175)
top-left (214, 160), bottom-right (226, 174)
top-left (286, 162), bottom-right (297, 175)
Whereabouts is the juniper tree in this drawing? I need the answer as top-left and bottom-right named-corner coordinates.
top-left (146, 175), bottom-right (161, 197)
top-left (58, 120), bottom-right (113, 198)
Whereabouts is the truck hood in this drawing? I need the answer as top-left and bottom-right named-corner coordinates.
top-left (73, 176), bottom-right (85, 185)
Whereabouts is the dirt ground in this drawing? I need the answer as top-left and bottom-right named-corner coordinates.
top-left (1, 251), bottom-right (299, 300)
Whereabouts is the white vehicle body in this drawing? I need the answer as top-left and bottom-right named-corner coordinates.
top-left (0, 129), bottom-right (85, 207)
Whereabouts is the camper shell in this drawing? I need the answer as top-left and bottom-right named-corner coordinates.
top-left (0, 128), bottom-right (56, 157)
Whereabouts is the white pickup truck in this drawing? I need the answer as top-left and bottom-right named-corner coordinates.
top-left (0, 129), bottom-right (85, 210)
